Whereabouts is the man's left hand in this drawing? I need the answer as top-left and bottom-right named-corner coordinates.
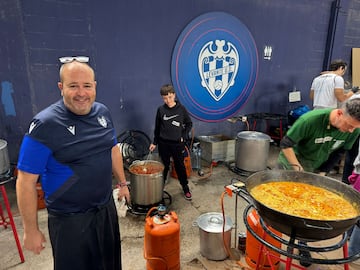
top-left (118, 186), bottom-right (130, 203)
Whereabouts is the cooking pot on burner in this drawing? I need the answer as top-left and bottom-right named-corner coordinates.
top-left (245, 170), bottom-right (360, 241)
top-left (0, 139), bottom-right (10, 175)
top-left (235, 131), bottom-right (271, 172)
top-left (128, 160), bottom-right (164, 206)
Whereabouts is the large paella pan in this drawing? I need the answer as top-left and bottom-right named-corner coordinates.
top-left (245, 170), bottom-right (360, 241)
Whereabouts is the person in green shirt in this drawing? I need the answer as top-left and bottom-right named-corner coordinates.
top-left (278, 98), bottom-right (360, 174)
top-left (277, 97), bottom-right (360, 267)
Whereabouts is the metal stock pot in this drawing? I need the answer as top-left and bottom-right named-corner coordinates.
top-left (0, 139), bottom-right (10, 175)
top-left (235, 131), bottom-right (271, 172)
top-left (245, 170), bottom-right (360, 241)
top-left (128, 160), bottom-right (164, 206)
top-left (195, 212), bottom-right (233, 261)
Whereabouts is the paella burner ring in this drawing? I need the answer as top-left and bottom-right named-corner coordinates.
top-left (229, 164), bottom-right (253, 177)
top-left (127, 190), bottom-right (172, 216)
top-left (243, 205), bottom-right (360, 267)
top-left (228, 163), bottom-right (271, 178)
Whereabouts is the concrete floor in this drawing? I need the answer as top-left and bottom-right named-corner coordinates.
top-left (0, 144), bottom-right (359, 270)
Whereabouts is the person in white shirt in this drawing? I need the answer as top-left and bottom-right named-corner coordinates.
top-left (310, 59), bottom-right (353, 109)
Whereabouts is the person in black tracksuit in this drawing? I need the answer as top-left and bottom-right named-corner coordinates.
top-left (149, 84), bottom-right (193, 200)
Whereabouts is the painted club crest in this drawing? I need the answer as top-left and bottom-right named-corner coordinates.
top-left (198, 40), bottom-right (239, 101)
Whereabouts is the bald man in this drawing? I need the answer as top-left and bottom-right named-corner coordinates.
top-left (16, 57), bottom-right (128, 270)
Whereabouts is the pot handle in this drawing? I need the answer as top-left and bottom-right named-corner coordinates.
top-left (303, 220), bottom-right (333, 231)
top-left (229, 179), bottom-right (254, 204)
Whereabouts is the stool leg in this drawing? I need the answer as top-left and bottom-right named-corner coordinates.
top-left (0, 202), bottom-right (8, 229)
top-left (0, 186), bottom-right (25, 263)
top-left (252, 120), bottom-right (257, 131)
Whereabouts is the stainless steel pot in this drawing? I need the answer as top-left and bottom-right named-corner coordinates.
top-left (235, 131), bottom-right (271, 172)
top-left (128, 160), bottom-right (164, 206)
top-left (0, 139), bottom-right (10, 175)
top-left (195, 212), bottom-right (233, 261)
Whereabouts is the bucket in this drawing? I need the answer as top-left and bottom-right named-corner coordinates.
top-left (235, 131), bottom-right (271, 172)
top-left (0, 139), bottom-right (10, 175)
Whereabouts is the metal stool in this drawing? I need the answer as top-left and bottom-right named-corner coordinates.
top-left (0, 176), bottom-right (25, 263)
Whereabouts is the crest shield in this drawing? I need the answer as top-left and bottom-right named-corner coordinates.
top-left (198, 40), bottom-right (239, 101)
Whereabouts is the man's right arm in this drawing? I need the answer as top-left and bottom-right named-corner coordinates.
top-left (16, 170), bottom-right (46, 254)
top-left (334, 87), bottom-right (353, 102)
top-left (334, 76), bottom-right (353, 102)
top-left (281, 147), bottom-right (303, 171)
top-left (280, 135), bottom-right (303, 171)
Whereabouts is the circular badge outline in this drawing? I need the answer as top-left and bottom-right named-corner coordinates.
top-left (171, 12), bottom-right (258, 122)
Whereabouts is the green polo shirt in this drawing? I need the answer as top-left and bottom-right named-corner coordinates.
top-left (278, 109), bottom-right (360, 172)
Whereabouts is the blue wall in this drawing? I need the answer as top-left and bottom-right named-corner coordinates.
top-left (1, 0), bottom-right (360, 161)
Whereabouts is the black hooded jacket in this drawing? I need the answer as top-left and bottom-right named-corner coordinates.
top-left (153, 101), bottom-right (192, 145)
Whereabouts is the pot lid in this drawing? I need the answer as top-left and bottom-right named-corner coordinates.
top-left (236, 131), bottom-right (271, 141)
top-left (197, 212), bottom-right (233, 233)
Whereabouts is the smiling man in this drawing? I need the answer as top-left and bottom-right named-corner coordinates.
top-left (16, 57), bottom-right (129, 270)
top-left (58, 60), bottom-right (96, 115)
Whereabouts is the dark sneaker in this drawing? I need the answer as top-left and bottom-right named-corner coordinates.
top-left (299, 249), bottom-right (312, 267)
top-left (184, 191), bottom-right (192, 200)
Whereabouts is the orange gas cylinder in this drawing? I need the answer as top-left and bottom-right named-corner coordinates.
top-left (170, 146), bottom-right (192, 179)
top-left (245, 209), bottom-right (282, 270)
top-left (144, 206), bottom-right (180, 270)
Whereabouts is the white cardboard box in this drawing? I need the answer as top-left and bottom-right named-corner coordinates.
top-left (197, 135), bottom-right (235, 162)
